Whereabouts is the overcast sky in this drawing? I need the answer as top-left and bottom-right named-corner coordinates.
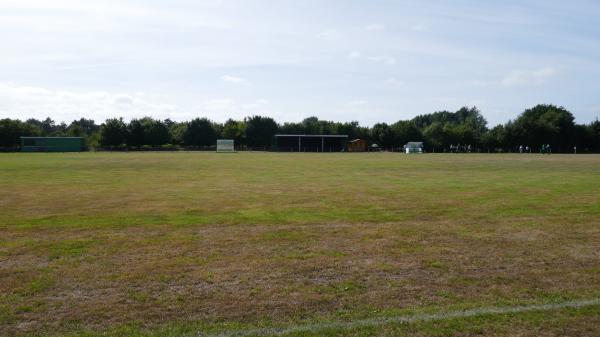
top-left (1, 0), bottom-right (600, 126)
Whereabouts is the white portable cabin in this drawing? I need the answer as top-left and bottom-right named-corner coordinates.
top-left (405, 142), bottom-right (423, 153)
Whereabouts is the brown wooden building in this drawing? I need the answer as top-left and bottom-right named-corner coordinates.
top-left (347, 139), bottom-right (367, 152)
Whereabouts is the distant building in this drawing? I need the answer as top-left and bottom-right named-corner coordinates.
top-left (347, 139), bottom-right (367, 152)
top-left (20, 137), bottom-right (84, 152)
top-left (273, 134), bottom-right (348, 152)
top-left (405, 142), bottom-right (423, 153)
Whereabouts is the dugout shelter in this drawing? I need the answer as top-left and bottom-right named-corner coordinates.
top-left (20, 137), bottom-right (84, 152)
top-left (273, 134), bottom-right (348, 152)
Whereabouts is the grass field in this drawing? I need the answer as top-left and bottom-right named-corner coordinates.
top-left (1, 152), bottom-right (600, 336)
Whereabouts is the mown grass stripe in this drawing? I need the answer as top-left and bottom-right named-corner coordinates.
top-left (200, 298), bottom-right (600, 337)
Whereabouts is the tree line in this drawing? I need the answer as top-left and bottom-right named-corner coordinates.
top-left (2, 104), bottom-right (600, 152)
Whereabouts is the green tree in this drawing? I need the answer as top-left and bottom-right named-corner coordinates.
top-left (481, 125), bottom-right (507, 152)
top-left (371, 123), bottom-right (395, 148)
top-left (279, 122), bottom-right (304, 135)
top-left (169, 122), bottom-right (188, 146)
top-left (0, 119), bottom-right (41, 147)
top-left (221, 119), bottom-right (246, 145)
top-left (423, 122), bottom-right (445, 152)
top-left (28, 117), bottom-right (67, 136)
top-left (66, 124), bottom-right (86, 137)
top-left (24, 117), bottom-right (53, 135)
top-left (392, 120), bottom-right (422, 146)
top-left (510, 104), bottom-right (575, 151)
top-left (86, 131), bottom-right (102, 150)
top-left (127, 119), bottom-right (146, 147)
top-left (590, 120), bottom-right (600, 152)
top-left (68, 118), bottom-right (99, 136)
top-left (302, 117), bottom-right (322, 134)
top-left (144, 119), bottom-right (170, 146)
top-left (100, 118), bottom-right (127, 146)
top-left (245, 116), bottom-right (278, 147)
top-left (183, 118), bottom-right (216, 146)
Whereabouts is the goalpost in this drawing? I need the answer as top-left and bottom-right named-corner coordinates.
top-left (216, 139), bottom-right (235, 153)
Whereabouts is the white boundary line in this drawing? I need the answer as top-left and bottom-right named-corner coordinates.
top-left (197, 298), bottom-right (600, 337)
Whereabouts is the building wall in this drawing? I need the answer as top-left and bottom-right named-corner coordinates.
top-left (21, 138), bottom-right (84, 152)
top-left (347, 139), bottom-right (367, 152)
top-left (273, 136), bottom-right (348, 152)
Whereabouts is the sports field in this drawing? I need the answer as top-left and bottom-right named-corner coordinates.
top-left (1, 153), bottom-right (600, 336)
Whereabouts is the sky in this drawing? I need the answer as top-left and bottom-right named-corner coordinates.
top-left (1, 0), bottom-right (600, 127)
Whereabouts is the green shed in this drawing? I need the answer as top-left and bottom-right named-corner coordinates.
top-left (20, 137), bottom-right (84, 152)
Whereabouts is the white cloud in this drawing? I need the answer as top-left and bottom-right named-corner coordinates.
top-left (0, 82), bottom-right (275, 123)
top-left (410, 23), bottom-right (429, 32)
top-left (367, 55), bottom-right (396, 65)
top-left (0, 82), bottom-right (176, 122)
top-left (501, 67), bottom-right (558, 86)
top-left (198, 98), bottom-right (234, 111)
top-left (0, 1), bottom-right (233, 33)
top-left (348, 51), bottom-right (361, 59)
top-left (242, 99), bottom-right (270, 110)
top-left (317, 29), bottom-right (341, 41)
top-left (468, 67), bottom-right (559, 88)
top-left (365, 23), bottom-right (385, 31)
top-left (347, 100), bottom-right (368, 106)
top-left (468, 79), bottom-right (491, 87)
top-left (220, 75), bottom-right (247, 84)
top-left (385, 77), bottom-right (405, 85)
top-left (113, 94), bottom-right (134, 105)
top-left (194, 98), bottom-right (275, 121)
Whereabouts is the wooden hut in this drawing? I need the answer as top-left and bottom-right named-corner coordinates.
top-left (347, 139), bottom-right (367, 152)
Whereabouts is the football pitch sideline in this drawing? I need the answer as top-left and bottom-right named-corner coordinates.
top-left (1, 152), bottom-right (600, 336)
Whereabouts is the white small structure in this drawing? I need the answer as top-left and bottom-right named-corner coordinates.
top-left (405, 142), bottom-right (423, 153)
top-left (216, 139), bottom-right (235, 153)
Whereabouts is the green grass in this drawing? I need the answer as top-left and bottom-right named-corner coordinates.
top-left (1, 152), bottom-right (600, 336)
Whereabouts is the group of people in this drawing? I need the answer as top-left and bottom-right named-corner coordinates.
top-left (518, 144), bottom-right (552, 154)
top-left (541, 144), bottom-right (552, 154)
top-left (445, 143), bottom-right (572, 154)
top-left (518, 145), bottom-right (531, 153)
top-left (449, 144), bottom-right (472, 153)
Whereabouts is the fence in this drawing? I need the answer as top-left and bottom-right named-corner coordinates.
top-left (0, 146), bottom-right (19, 152)
top-left (2, 145), bottom-right (593, 153)
top-left (96, 145), bottom-right (274, 152)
